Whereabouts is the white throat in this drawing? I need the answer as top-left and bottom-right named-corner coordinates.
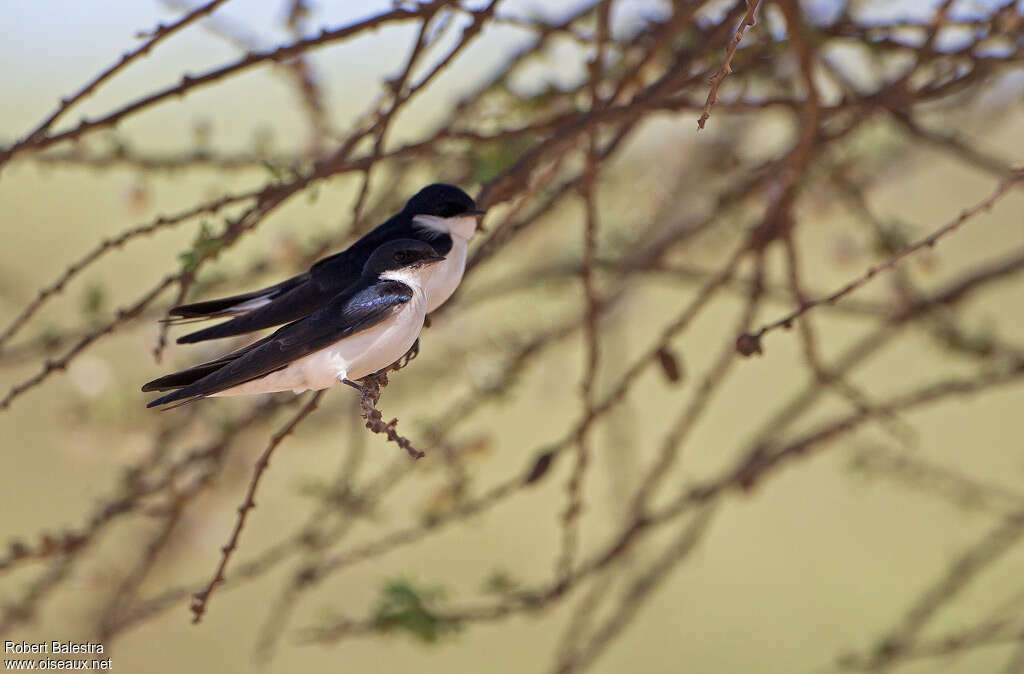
top-left (412, 214), bottom-right (477, 241)
top-left (380, 264), bottom-right (436, 290)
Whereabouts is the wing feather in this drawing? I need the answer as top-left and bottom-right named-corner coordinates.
top-left (145, 280), bottom-right (413, 408)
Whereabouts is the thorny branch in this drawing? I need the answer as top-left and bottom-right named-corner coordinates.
top-left (697, 0), bottom-right (762, 130)
top-left (557, 0), bottom-right (611, 587)
top-left (739, 167), bottom-right (1024, 357)
top-left (0, 0), bottom-right (232, 169)
top-left (2, 0), bottom-right (1024, 671)
top-left (354, 372), bottom-right (426, 461)
top-left (190, 390), bottom-right (323, 623)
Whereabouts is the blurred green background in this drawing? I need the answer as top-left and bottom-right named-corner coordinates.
top-left (2, 1), bottom-right (1024, 672)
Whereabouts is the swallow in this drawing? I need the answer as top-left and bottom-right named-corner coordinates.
top-left (143, 240), bottom-right (444, 409)
top-left (169, 183), bottom-right (484, 344)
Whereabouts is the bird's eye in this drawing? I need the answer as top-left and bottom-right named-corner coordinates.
top-left (394, 250), bottom-right (412, 263)
top-left (439, 202), bottom-right (462, 218)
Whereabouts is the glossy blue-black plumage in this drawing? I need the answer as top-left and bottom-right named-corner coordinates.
top-left (144, 240), bottom-right (440, 409)
top-left (171, 183), bottom-right (476, 344)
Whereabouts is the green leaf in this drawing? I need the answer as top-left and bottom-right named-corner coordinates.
top-left (262, 160), bottom-right (285, 182)
top-left (874, 223), bottom-right (909, 255)
top-left (178, 220), bottom-right (225, 274)
top-left (80, 282), bottom-right (106, 317)
top-left (470, 137), bottom-right (535, 184)
top-left (371, 579), bottom-right (460, 644)
top-left (177, 250), bottom-right (198, 273)
top-left (482, 570), bottom-right (520, 595)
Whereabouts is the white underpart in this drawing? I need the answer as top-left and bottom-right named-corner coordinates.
top-left (412, 214), bottom-right (477, 313)
top-left (211, 264), bottom-right (436, 397)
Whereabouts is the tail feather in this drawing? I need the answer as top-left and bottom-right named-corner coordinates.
top-left (146, 390), bottom-right (205, 409)
top-left (143, 333), bottom-right (276, 407)
top-left (169, 274), bottom-right (308, 319)
top-left (159, 315), bottom-right (225, 326)
top-left (176, 314), bottom-right (269, 344)
top-left (141, 363), bottom-right (226, 392)
top-left (170, 292), bottom-right (273, 319)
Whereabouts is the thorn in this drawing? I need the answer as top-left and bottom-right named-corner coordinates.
top-left (735, 332), bottom-right (763, 357)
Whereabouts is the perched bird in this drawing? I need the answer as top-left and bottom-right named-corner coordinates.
top-left (170, 183), bottom-right (484, 344)
top-left (143, 240), bottom-right (444, 409)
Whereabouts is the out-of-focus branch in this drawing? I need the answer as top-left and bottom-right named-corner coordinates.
top-left (0, 0), bottom-right (232, 169)
top-left (697, 0), bottom-right (761, 130)
top-left (190, 390), bottom-right (323, 623)
top-left (0, 5), bottom-right (426, 162)
top-left (739, 168), bottom-right (1024, 356)
top-left (1, 1), bottom-right (1022, 669)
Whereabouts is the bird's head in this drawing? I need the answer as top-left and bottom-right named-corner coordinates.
top-left (364, 239), bottom-right (446, 285)
top-left (405, 183), bottom-right (486, 239)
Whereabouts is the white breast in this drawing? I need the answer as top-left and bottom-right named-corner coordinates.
top-left (211, 287), bottom-right (427, 397)
top-left (424, 235), bottom-right (468, 313)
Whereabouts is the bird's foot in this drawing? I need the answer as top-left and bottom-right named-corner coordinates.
top-left (342, 377), bottom-right (376, 400)
top-left (388, 338), bottom-right (419, 373)
top-left (402, 338), bottom-right (420, 366)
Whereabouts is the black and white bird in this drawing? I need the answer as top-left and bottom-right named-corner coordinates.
top-left (169, 183), bottom-right (484, 344)
top-left (143, 240), bottom-right (444, 409)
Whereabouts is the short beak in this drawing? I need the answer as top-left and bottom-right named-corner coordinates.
top-left (467, 208), bottom-right (487, 232)
top-left (425, 253), bottom-right (446, 264)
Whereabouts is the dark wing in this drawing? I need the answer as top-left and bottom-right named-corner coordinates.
top-left (141, 334), bottom-right (276, 392)
top-left (145, 280), bottom-right (413, 408)
top-left (172, 215), bottom-right (423, 345)
top-left (175, 274), bottom-right (353, 344)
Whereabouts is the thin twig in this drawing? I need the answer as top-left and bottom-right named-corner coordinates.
top-left (355, 374), bottom-right (425, 460)
top-left (697, 0), bottom-right (761, 130)
top-left (190, 390), bottom-right (323, 623)
top-left (739, 168), bottom-right (1024, 355)
top-left (0, 0), bottom-right (232, 168)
